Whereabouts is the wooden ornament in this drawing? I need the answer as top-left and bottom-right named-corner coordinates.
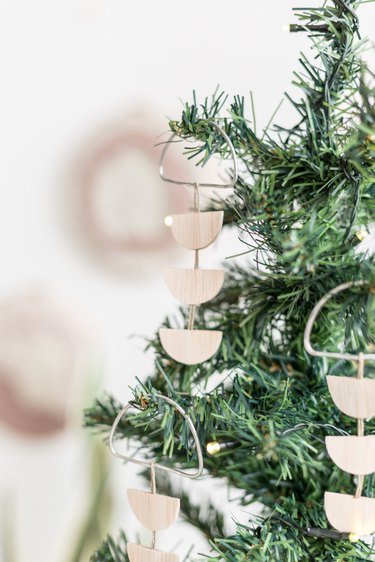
top-left (324, 491), bottom-right (375, 535)
top-left (327, 376), bottom-right (375, 419)
top-left (164, 268), bottom-right (224, 305)
top-left (326, 436), bottom-right (375, 475)
top-left (159, 328), bottom-right (222, 365)
top-left (127, 489), bottom-right (180, 531)
top-left (128, 544), bottom-right (179, 562)
top-left (170, 211), bottom-right (224, 250)
top-left (304, 285), bottom-right (375, 535)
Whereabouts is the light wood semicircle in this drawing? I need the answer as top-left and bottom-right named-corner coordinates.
top-left (159, 328), bottom-right (222, 365)
top-left (127, 489), bottom-right (180, 531)
top-left (164, 268), bottom-right (224, 305)
top-left (326, 435), bottom-right (375, 475)
top-left (128, 543), bottom-right (179, 562)
top-left (327, 376), bottom-right (375, 419)
top-left (325, 491), bottom-right (375, 535)
top-left (170, 211), bottom-right (224, 250)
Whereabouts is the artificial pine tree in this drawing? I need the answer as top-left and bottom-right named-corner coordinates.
top-left (85, 0), bottom-right (375, 560)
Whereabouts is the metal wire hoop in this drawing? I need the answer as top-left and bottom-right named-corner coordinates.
top-left (304, 280), bottom-right (375, 361)
top-left (109, 393), bottom-right (204, 479)
top-left (159, 121), bottom-right (238, 188)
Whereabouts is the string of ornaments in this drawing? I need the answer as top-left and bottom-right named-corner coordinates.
top-left (159, 122), bottom-right (238, 365)
top-left (304, 280), bottom-right (375, 540)
top-left (107, 123), bottom-right (237, 562)
top-left (109, 395), bottom-right (203, 562)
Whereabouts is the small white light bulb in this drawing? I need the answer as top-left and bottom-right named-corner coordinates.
top-left (164, 216), bottom-right (173, 227)
top-left (206, 441), bottom-right (221, 455)
top-left (356, 228), bottom-right (368, 241)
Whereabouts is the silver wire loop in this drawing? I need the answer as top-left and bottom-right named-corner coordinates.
top-left (109, 393), bottom-right (204, 479)
top-left (159, 121), bottom-right (238, 189)
top-left (304, 280), bottom-right (375, 361)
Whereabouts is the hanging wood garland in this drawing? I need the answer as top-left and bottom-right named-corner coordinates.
top-left (109, 394), bottom-right (204, 562)
top-left (304, 280), bottom-right (375, 537)
top-left (158, 123), bottom-right (238, 365)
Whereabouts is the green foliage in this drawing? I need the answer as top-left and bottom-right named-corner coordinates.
top-left (90, 532), bottom-right (128, 562)
top-left (211, 504), bottom-right (375, 562)
top-left (85, 0), bottom-right (375, 560)
top-left (153, 470), bottom-right (227, 541)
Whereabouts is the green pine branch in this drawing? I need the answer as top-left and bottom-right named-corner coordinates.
top-left (86, 0), bottom-right (375, 560)
top-left (90, 532), bottom-right (128, 562)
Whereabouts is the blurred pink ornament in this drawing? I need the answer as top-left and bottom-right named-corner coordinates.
top-left (0, 290), bottom-right (90, 436)
top-left (68, 109), bottom-right (190, 271)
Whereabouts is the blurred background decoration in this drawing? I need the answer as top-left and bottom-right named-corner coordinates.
top-left (68, 109), bottom-right (190, 273)
top-left (0, 1), bottom-right (374, 561)
top-left (0, 288), bottom-right (111, 562)
top-left (0, 290), bottom-right (88, 435)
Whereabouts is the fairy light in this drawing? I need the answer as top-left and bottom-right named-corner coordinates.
top-left (206, 440), bottom-right (240, 455)
top-left (356, 228), bottom-right (369, 241)
top-left (206, 441), bottom-right (221, 455)
top-left (349, 532), bottom-right (359, 543)
top-left (282, 24), bottom-right (290, 33)
top-left (164, 216), bottom-right (173, 227)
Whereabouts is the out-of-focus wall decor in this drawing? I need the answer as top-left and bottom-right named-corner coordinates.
top-left (0, 289), bottom-right (91, 435)
top-left (67, 110), bottom-right (191, 273)
top-left (0, 289), bottom-right (112, 562)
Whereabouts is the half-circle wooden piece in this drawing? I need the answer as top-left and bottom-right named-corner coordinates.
top-left (327, 376), bottom-right (375, 419)
top-left (325, 492), bottom-right (375, 534)
top-left (128, 544), bottom-right (179, 562)
top-left (164, 268), bottom-right (224, 305)
top-left (159, 328), bottom-right (222, 365)
top-left (326, 436), bottom-right (375, 475)
top-left (170, 211), bottom-right (224, 250)
top-left (127, 489), bottom-right (180, 531)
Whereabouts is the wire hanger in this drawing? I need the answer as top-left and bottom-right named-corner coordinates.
top-left (304, 280), bottom-right (375, 362)
top-left (159, 121), bottom-right (238, 189)
top-left (109, 393), bottom-right (204, 479)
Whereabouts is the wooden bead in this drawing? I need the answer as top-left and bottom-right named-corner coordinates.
top-left (170, 211), bottom-right (224, 250)
top-left (326, 436), bottom-right (375, 475)
top-left (128, 544), bottom-right (178, 562)
top-left (327, 376), bottom-right (375, 419)
top-left (127, 489), bottom-right (180, 531)
top-left (164, 268), bottom-right (224, 305)
top-left (325, 491), bottom-right (375, 535)
top-left (159, 328), bottom-right (222, 365)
